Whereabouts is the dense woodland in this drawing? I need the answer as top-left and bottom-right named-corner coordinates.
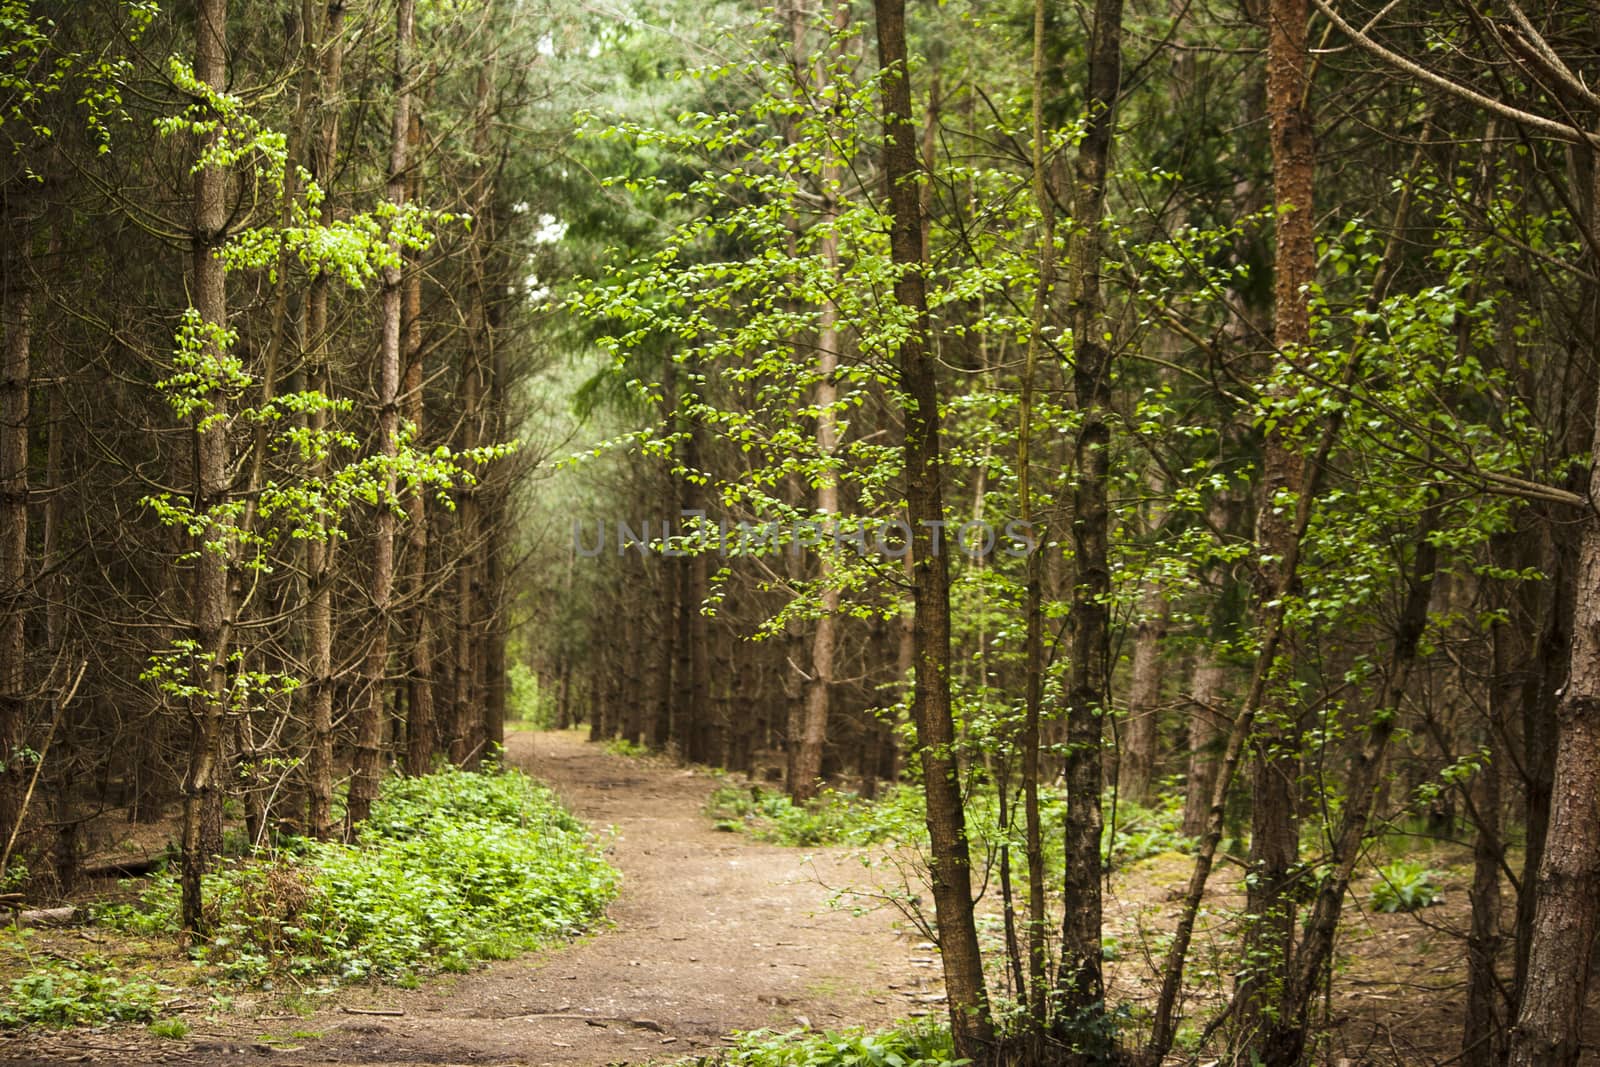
top-left (4, 0), bottom-right (1600, 1064)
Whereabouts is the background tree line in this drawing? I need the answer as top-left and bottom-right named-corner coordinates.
top-left (530, 0), bottom-right (1600, 1064)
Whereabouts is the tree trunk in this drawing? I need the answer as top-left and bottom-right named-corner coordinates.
top-left (872, 0), bottom-right (993, 1056)
top-left (1120, 579), bottom-right (1167, 804)
top-left (1463, 589), bottom-right (1516, 1067)
top-left (1055, 0), bottom-right (1122, 1039)
top-left (402, 107), bottom-right (436, 777)
top-left (0, 215), bottom-right (30, 864)
top-left (302, 0), bottom-right (343, 839)
top-left (348, 0), bottom-right (414, 827)
top-left (785, 0), bottom-right (850, 803)
top-left (1507, 139), bottom-right (1600, 1067)
top-left (1181, 654), bottom-right (1225, 838)
top-left (180, 0), bottom-right (233, 936)
top-left (1239, 0), bottom-right (1313, 1044)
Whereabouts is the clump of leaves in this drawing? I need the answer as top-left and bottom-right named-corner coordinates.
top-left (99, 762), bottom-right (618, 984)
top-left (604, 737), bottom-right (651, 758)
top-left (1370, 859), bottom-right (1442, 913)
top-left (1101, 795), bottom-right (1195, 867)
top-left (0, 957), bottom-right (164, 1027)
top-left (705, 1024), bottom-right (967, 1067)
top-left (705, 784), bottom-right (923, 847)
top-left (706, 781), bottom-right (1192, 873)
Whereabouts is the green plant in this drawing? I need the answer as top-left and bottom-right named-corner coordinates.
top-left (98, 762), bottom-right (618, 986)
top-left (604, 737), bottom-right (651, 759)
top-left (1370, 859), bottom-right (1442, 913)
top-left (0, 959), bottom-right (165, 1027)
top-left (149, 1017), bottom-right (190, 1039)
top-left (707, 1024), bottom-right (967, 1067)
top-left (705, 784), bottom-right (923, 847)
top-left (1101, 795), bottom-right (1195, 867)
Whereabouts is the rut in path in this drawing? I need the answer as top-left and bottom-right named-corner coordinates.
top-left (3, 730), bottom-right (937, 1067)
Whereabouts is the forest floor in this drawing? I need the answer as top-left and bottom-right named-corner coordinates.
top-left (0, 729), bottom-right (930, 1066)
top-left (0, 729), bottom-right (1590, 1065)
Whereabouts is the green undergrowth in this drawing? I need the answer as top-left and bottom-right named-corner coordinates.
top-left (106, 762), bottom-right (619, 983)
top-left (0, 951), bottom-right (166, 1028)
top-left (695, 1024), bottom-right (966, 1067)
top-left (605, 737), bottom-right (653, 758)
top-left (706, 781), bottom-right (1194, 870)
top-left (1370, 858), bottom-right (1443, 913)
top-left (0, 762), bottom-right (618, 1028)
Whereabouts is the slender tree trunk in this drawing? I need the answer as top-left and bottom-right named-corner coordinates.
top-left (450, 362), bottom-right (481, 764)
top-left (0, 216), bottom-right (30, 863)
top-left (1463, 583), bottom-right (1518, 1067)
top-left (301, 0), bottom-right (343, 840)
top-left (402, 108), bottom-right (436, 777)
top-left (1121, 579), bottom-right (1167, 804)
top-left (672, 425), bottom-right (697, 758)
top-left (445, 39), bottom-right (499, 769)
top-left (1181, 654), bottom-right (1225, 837)
top-left (180, 0), bottom-right (233, 936)
top-left (683, 418), bottom-right (710, 760)
top-left (1054, 0), bottom-right (1122, 1039)
top-left (481, 291), bottom-right (508, 756)
top-left (1018, 0), bottom-right (1055, 1022)
top-left (1238, 0), bottom-right (1313, 1044)
top-left (348, 0), bottom-right (414, 826)
top-left (650, 518), bottom-right (675, 749)
top-left (873, 1), bottom-right (993, 1056)
top-left (787, 2), bottom-right (849, 802)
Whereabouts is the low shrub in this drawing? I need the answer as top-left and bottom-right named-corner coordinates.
top-left (1370, 858), bottom-right (1442, 913)
top-left (705, 784), bottom-right (923, 847)
top-left (707, 781), bottom-right (1193, 873)
top-left (706, 1024), bottom-right (966, 1067)
top-left (97, 762), bottom-right (618, 984)
top-left (0, 957), bottom-right (163, 1027)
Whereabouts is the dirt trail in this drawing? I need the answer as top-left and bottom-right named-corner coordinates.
top-left (5, 731), bottom-right (933, 1066)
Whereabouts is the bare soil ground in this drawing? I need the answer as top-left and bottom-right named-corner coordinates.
top-left (0, 730), bottom-right (931, 1066)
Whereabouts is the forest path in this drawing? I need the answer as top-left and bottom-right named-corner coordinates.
top-left (171, 729), bottom-right (926, 1066)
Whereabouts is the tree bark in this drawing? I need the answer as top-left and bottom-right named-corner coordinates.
top-left (402, 107), bottom-right (436, 777)
top-left (1239, 0), bottom-right (1313, 1045)
top-left (788, 0), bottom-right (850, 803)
top-left (302, 0), bottom-right (344, 840)
top-left (1181, 654), bottom-right (1225, 838)
top-left (1055, 0), bottom-right (1122, 1039)
top-left (0, 214), bottom-right (30, 864)
top-left (872, 0), bottom-right (993, 1056)
top-left (348, 0), bottom-right (415, 826)
top-left (180, 0), bottom-right (233, 936)
top-left (1120, 578), bottom-right (1167, 804)
top-left (1507, 137), bottom-right (1600, 1067)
